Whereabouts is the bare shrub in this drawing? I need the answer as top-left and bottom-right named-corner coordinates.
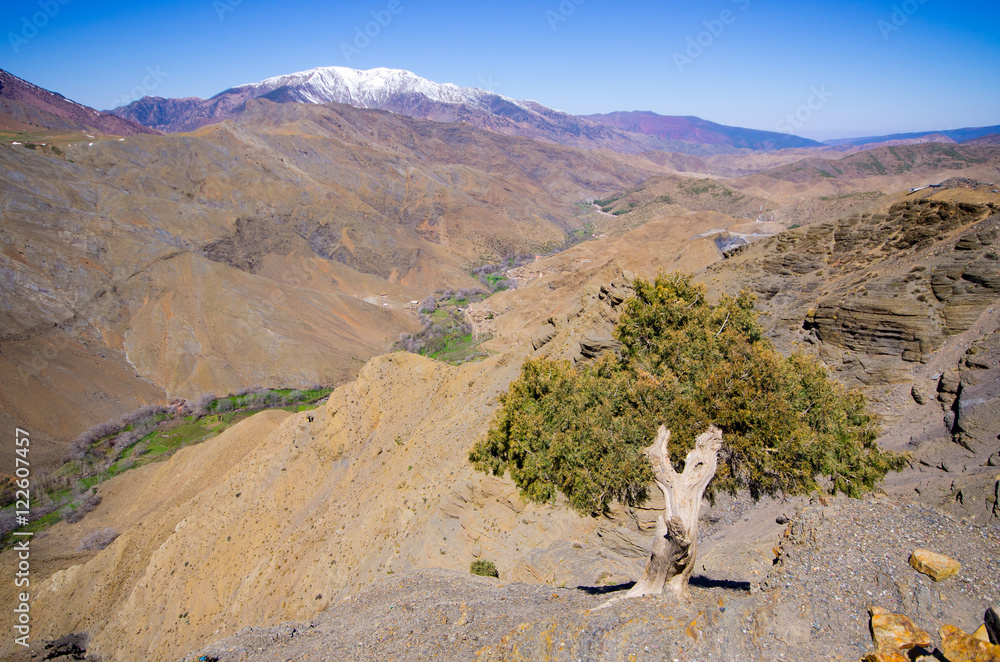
top-left (68, 421), bottom-right (119, 459)
top-left (192, 393), bottom-right (217, 417)
top-left (120, 403), bottom-right (168, 427)
top-left (33, 470), bottom-right (71, 508)
top-left (31, 500), bottom-right (60, 522)
top-left (418, 295), bottom-right (437, 314)
top-left (112, 430), bottom-right (142, 451)
top-left (64, 493), bottom-right (102, 524)
top-left (78, 527), bottom-right (119, 551)
top-left (0, 511), bottom-right (18, 539)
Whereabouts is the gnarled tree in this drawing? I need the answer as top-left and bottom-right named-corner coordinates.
top-left (470, 273), bottom-right (906, 598)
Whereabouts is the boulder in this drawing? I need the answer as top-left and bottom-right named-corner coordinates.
top-left (940, 624), bottom-right (1000, 662)
top-left (869, 606), bottom-right (932, 651)
top-left (987, 607), bottom-right (1000, 646)
top-left (908, 549), bottom-right (961, 581)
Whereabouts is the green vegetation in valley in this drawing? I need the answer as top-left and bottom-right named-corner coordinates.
top-left (401, 217), bottom-right (596, 365)
top-left (679, 179), bottom-right (743, 200)
top-left (470, 273), bottom-right (906, 516)
top-left (397, 288), bottom-right (492, 365)
top-left (818, 191), bottom-right (885, 202)
top-left (0, 387), bottom-right (332, 547)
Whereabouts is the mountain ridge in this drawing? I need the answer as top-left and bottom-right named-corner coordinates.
top-left (110, 66), bottom-right (813, 155)
top-left (824, 124), bottom-right (1000, 147)
top-left (0, 68), bottom-right (157, 136)
top-left (579, 109), bottom-right (823, 150)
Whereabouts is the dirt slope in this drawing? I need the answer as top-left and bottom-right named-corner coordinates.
top-left (0, 100), bottom-right (666, 469)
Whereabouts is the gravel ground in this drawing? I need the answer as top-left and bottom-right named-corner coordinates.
top-left (179, 494), bottom-right (999, 662)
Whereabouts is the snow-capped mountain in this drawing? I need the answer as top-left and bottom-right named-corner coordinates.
top-left (110, 66), bottom-right (819, 153)
top-left (226, 66), bottom-right (527, 111)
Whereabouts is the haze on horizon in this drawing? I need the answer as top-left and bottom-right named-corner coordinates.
top-left (2, 0), bottom-right (998, 141)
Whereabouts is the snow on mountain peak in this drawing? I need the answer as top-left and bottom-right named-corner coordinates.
top-left (230, 66), bottom-right (528, 112)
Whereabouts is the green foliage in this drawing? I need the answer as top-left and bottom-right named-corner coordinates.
top-left (1, 387), bottom-right (332, 548)
top-left (470, 559), bottom-right (500, 578)
top-left (471, 357), bottom-right (654, 513)
top-left (594, 195), bottom-right (621, 208)
top-left (470, 273), bottom-right (905, 515)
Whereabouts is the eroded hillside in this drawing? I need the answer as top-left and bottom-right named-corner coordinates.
top-left (0, 99), bottom-right (669, 467)
top-left (2, 181), bottom-right (998, 661)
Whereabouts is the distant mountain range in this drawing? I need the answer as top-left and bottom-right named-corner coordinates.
top-left (109, 66), bottom-right (820, 155)
top-left (579, 110), bottom-right (822, 150)
top-left (3, 64), bottom-right (996, 156)
top-left (0, 68), bottom-right (157, 136)
top-left (824, 125), bottom-right (1000, 147)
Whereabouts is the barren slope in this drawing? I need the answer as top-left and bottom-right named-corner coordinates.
top-left (1, 186), bottom-right (998, 661)
top-left (1, 99), bottom-right (665, 468)
top-left (0, 206), bottom-right (743, 661)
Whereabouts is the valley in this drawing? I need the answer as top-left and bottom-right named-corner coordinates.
top-left (0, 64), bottom-right (998, 662)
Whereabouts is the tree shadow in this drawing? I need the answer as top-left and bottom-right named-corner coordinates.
top-left (576, 581), bottom-right (636, 595)
top-left (689, 575), bottom-right (751, 592)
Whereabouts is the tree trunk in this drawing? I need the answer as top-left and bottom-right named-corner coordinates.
top-left (626, 425), bottom-right (723, 600)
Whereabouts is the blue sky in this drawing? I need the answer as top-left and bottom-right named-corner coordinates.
top-left (2, 0), bottom-right (998, 140)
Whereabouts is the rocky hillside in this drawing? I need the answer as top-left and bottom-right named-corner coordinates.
top-left (737, 144), bottom-right (1000, 191)
top-left (0, 209), bottom-right (778, 662)
top-left (2, 181), bottom-right (998, 661)
top-left (182, 496), bottom-right (999, 662)
top-left (0, 97), bottom-right (668, 469)
top-left (699, 184), bottom-right (1000, 530)
top-left (0, 68), bottom-right (156, 136)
